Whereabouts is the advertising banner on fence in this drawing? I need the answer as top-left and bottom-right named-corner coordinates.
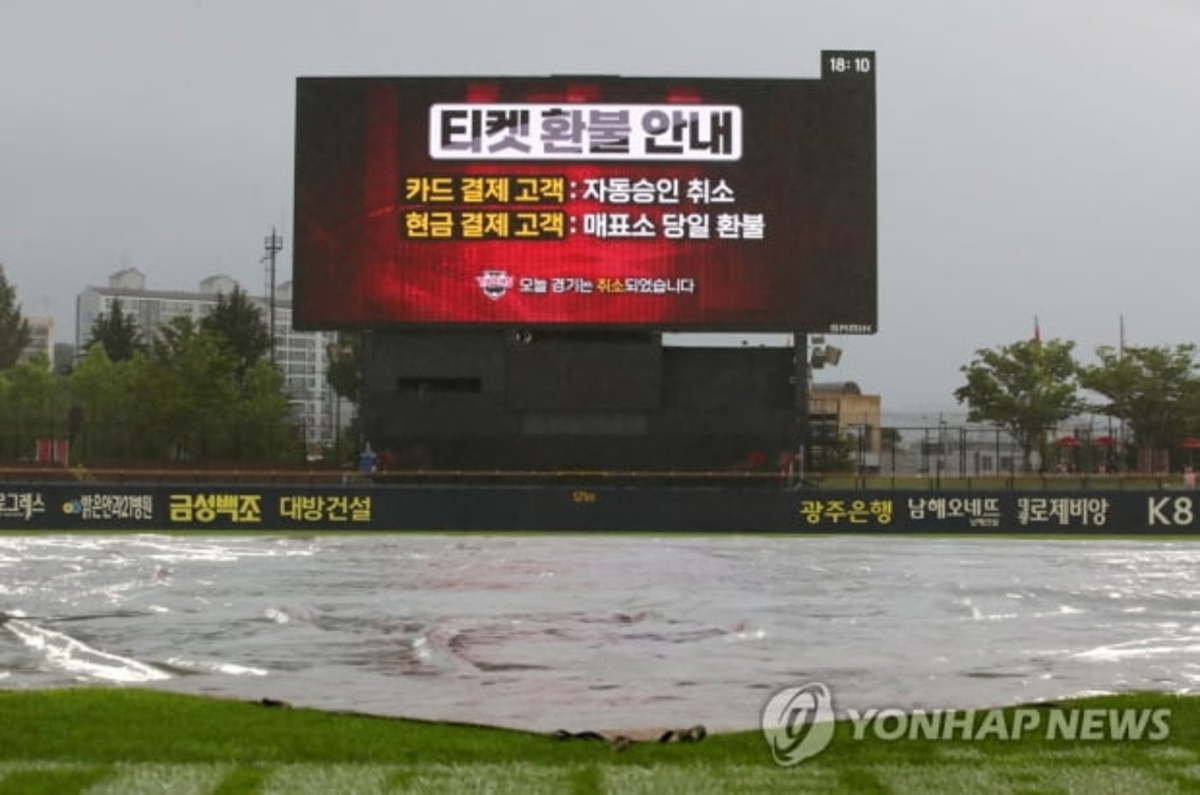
top-left (1, 484), bottom-right (1197, 533)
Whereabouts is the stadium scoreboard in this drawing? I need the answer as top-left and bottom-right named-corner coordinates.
top-left (293, 51), bottom-right (875, 332)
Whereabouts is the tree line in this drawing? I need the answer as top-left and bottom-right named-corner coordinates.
top-left (0, 263), bottom-right (304, 465)
top-left (4, 262), bottom-right (1197, 472)
top-left (956, 337), bottom-right (1200, 471)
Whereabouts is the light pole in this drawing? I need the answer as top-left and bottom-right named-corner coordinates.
top-left (262, 227), bottom-right (283, 364)
top-left (937, 415), bottom-right (947, 487)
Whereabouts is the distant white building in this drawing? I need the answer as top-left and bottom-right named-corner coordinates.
top-left (76, 269), bottom-right (351, 451)
top-left (19, 315), bottom-right (54, 365)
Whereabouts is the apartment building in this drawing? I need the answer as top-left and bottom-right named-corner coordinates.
top-left (76, 269), bottom-right (350, 451)
top-left (19, 315), bottom-right (54, 364)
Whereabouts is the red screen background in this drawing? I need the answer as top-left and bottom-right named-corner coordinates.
top-left (293, 73), bottom-right (875, 331)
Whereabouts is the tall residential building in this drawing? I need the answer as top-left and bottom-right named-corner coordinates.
top-left (19, 316), bottom-right (54, 365)
top-left (76, 269), bottom-right (351, 451)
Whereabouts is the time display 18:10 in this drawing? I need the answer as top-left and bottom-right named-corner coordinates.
top-left (828, 55), bottom-right (872, 74)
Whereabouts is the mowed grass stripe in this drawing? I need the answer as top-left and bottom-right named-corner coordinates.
top-left (210, 765), bottom-right (272, 795)
top-left (256, 763), bottom-right (390, 794)
top-left (0, 764), bottom-right (229, 795)
top-left (2, 760), bottom-right (1200, 794)
top-left (867, 763), bottom-right (1197, 794)
top-left (0, 764), bottom-right (642, 795)
top-left (0, 765), bottom-right (113, 795)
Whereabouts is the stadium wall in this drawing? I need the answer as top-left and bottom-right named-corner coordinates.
top-left (3, 483), bottom-right (1199, 533)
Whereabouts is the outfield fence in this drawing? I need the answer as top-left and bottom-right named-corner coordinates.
top-left (0, 480), bottom-right (1197, 532)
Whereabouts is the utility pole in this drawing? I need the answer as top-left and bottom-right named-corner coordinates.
top-left (262, 226), bottom-right (284, 363)
top-left (1119, 314), bottom-right (1126, 468)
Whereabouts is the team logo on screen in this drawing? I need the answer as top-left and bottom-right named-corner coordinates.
top-left (476, 270), bottom-right (514, 301)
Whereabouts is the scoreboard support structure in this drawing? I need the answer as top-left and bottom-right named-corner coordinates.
top-left (361, 329), bottom-right (804, 474)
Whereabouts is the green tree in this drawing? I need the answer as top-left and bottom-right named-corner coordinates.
top-left (233, 360), bottom-right (302, 460)
top-left (811, 430), bottom-right (856, 472)
top-left (200, 287), bottom-right (271, 380)
top-left (1186, 379), bottom-right (1200, 440)
top-left (152, 315), bottom-right (198, 362)
top-left (139, 319), bottom-right (299, 463)
top-left (1079, 344), bottom-right (1200, 456)
top-left (0, 308), bottom-right (302, 466)
top-left (325, 331), bottom-right (361, 404)
top-left (129, 318), bottom-right (233, 460)
top-left (954, 338), bottom-right (1084, 471)
top-left (322, 331), bottom-right (361, 463)
top-left (0, 263), bottom-right (32, 368)
top-left (68, 344), bottom-right (117, 458)
top-left (85, 298), bottom-right (144, 362)
top-left (0, 355), bottom-right (67, 460)
top-left (164, 329), bottom-right (241, 460)
top-left (67, 344), bottom-right (151, 461)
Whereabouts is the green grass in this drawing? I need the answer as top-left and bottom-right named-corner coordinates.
top-left (0, 689), bottom-right (1197, 793)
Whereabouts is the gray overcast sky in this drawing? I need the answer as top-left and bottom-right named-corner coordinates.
top-left (2, 0), bottom-right (1197, 411)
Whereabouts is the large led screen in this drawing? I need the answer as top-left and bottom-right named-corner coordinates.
top-left (293, 51), bottom-right (876, 331)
